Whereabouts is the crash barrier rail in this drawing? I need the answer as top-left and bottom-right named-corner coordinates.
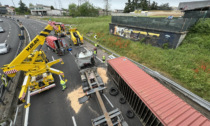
top-left (0, 20), bottom-right (25, 105)
top-left (84, 36), bottom-right (210, 112)
top-left (111, 16), bottom-right (198, 32)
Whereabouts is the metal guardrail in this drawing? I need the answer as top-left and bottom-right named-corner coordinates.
top-left (84, 36), bottom-right (210, 111)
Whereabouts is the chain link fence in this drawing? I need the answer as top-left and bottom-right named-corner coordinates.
top-left (111, 16), bottom-right (198, 32)
top-left (183, 10), bottom-right (210, 18)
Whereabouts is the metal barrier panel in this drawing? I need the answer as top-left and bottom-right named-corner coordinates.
top-left (109, 23), bottom-right (187, 49)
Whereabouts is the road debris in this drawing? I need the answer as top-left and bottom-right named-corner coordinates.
top-left (97, 67), bottom-right (108, 84)
top-left (67, 86), bottom-right (86, 114)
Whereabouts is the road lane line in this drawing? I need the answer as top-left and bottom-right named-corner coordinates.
top-left (24, 88), bottom-right (30, 126)
top-left (23, 25), bottom-right (31, 41)
top-left (72, 116), bottom-right (77, 126)
top-left (70, 52), bottom-right (72, 55)
top-left (52, 56), bottom-right (54, 60)
top-left (96, 56), bottom-right (103, 63)
top-left (103, 94), bottom-right (114, 108)
top-left (4, 40), bottom-right (7, 43)
top-left (7, 34), bottom-right (9, 37)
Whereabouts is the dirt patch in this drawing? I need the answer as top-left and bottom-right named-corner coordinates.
top-left (97, 67), bottom-right (108, 84)
top-left (86, 32), bottom-right (93, 37)
top-left (67, 86), bottom-right (86, 114)
top-left (148, 10), bottom-right (183, 17)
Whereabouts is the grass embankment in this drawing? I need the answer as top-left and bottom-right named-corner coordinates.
top-left (43, 16), bottom-right (210, 101)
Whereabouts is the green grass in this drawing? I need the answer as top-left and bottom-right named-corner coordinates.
top-left (43, 16), bottom-right (210, 101)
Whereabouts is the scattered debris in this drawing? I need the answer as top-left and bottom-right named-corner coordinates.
top-left (97, 67), bottom-right (108, 84)
top-left (67, 86), bottom-right (86, 114)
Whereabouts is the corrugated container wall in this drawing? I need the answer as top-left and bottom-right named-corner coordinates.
top-left (107, 57), bottom-right (210, 126)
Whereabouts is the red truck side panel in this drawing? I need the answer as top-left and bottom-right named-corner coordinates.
top-left (108, 57), bottom-right (210, 126)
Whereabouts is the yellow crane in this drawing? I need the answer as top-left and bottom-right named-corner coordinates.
top-left (67, 28), bottom-right (84, 45)
top-left (1, 21), bottom-right (66, 103)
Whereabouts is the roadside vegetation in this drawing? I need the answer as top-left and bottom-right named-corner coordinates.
top-left (43, 16), bottom-right (210, 101)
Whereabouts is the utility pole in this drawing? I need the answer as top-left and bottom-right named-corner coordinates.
top-left (58, 0), bottom-right (62, 15)
top-left (11, 0), bottom-right (15, 7)
top-left (54, 0), bottom-right (57, 9)
top-left (104, 0), bottom-right (109, 16)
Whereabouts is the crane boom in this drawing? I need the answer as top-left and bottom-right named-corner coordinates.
top-left (9, 23), bottom-right (54, 66)
top-left (2, 21), bottom-right (58, 77)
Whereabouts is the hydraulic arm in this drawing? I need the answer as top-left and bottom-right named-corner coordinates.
top-left (1, 21), bottom-right (66, 103)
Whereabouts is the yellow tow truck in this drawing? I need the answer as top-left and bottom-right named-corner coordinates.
top-left (1, 21), bottom-right (66, 103)
top-left (67, 28), bottom-right (83, 45)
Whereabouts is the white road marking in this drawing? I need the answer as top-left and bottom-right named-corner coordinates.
top-left (4, 40), bottom-right (7, 43)
top-left (9, 31), bottom-right (10, 34)
top-left (103, 94), bottom-right (114, 108)
top-left (48, 47), bottom-right (50, 50)
top-left (96, 56), bottom-right (103, 63)
top-left (7, 34), bottom-right (9, 37)
top-left (72, 116), bottom-right (77, 126)
top-left (52, 56), bottom-right (54, 61)
top-left (70, 52), bottom-right (72, 55)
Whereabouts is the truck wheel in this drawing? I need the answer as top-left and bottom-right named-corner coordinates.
top-left (119, 97), bottom-right (126, 104)
top-left (39, 82), bottom-right (45, 87)
top-left (126, 110), bottom-right (135, 119)
top-left (109, 87), bottom-right (119, 96)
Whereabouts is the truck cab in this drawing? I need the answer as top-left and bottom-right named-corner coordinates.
top-left (46, 36), bottom-right (68, 55)
top-left (75, 48), bottom-right (95, 69)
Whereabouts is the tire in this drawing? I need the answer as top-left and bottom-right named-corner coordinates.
top-left (39, 82), bottom-right (45, 87)
top-left (126, 110), bottom-right (135, 119)
top-left (119, 97), bottom-right (126, 104)
top-left (109, 87), bottom-right (119, 96)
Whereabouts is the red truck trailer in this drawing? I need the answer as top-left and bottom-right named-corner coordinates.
top-left (108, 57), bottom-right (210, 126)
top-left (45, 36), bottom-right (69, 55)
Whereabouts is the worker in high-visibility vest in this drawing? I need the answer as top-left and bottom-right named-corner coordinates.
top-left (102, 55), bottom-right (106, 63)
top-left (0, 73), bottom-right (8, 87)
top-left (94, 47), bottom-right (97, 54)
top-left (60, 79), bottom-right (67, 91)
top-left (94, 50), bottom-right (97, 58)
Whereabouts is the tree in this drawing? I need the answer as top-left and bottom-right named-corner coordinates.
top-left (29, 3), bottom-right (33, 7)
top-left (124, 0), bottom-right (172, 12)
top-left (17, 0), bottom-right (30, 14)
top-left (158, 3), bottom-right (172, 10)
top-left (151, 1), bottom-right (158, 10)
top-left (124, 0), bottom-right (133, 13)
top-left (50, 6), bottom-right (54, 10)
top-left (69, 2), bottom-right (99, 17)
top-left (78, 2), bottom-right (98, 16)
top-left (69, 3), bottom-right (78, 17)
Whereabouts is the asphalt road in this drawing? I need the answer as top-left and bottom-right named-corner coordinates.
top-left (0, 17), bottom-right (21, 74)
top-left (15, 17), bottom-right (142, 126)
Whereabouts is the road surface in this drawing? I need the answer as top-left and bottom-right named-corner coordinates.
top-left (15, 17), bottom-right (142, 126)
top-left (0, 17), bottom-right (21, 74)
